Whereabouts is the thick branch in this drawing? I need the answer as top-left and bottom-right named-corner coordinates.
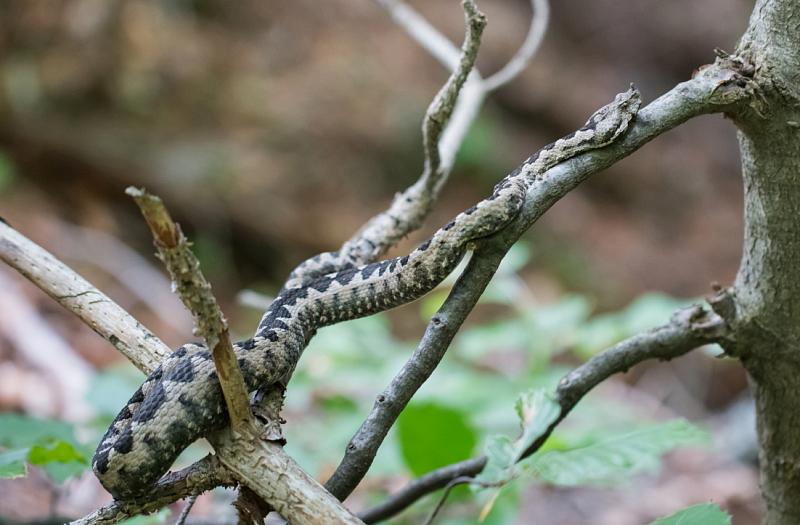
top-left (729, 1), bottom-right (800, 523)
top-left (359, 305), bottom-right (728, 523)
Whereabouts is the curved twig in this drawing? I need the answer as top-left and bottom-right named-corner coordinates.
top-left (483, 0), bottom-right (550, 92)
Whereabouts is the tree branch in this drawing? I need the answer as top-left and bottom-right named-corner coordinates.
top-left (326, 58), bottom-right (753, 506)
top-left (358, 305), bottom-right (729, 523)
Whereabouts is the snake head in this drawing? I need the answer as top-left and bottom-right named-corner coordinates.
top-left (581, 84), bottom-right (642, 146)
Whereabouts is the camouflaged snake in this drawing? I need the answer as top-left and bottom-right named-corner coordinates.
top-left (92, 87), bottom-right (640, 499)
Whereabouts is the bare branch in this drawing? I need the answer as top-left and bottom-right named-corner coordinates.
top-left (175, 495), bottom-right (198, 525)
top-left (358, 305), bottom-right (729, 523)
top-left (126, 186), bottom-right (252, 431)
top-left (482, 0), bottom-right (550, 92)
top-left (0, 219), bottom-right (170, 371)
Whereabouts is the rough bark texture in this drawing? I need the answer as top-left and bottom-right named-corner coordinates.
top-left (732, 1), bottom-right (800, 523)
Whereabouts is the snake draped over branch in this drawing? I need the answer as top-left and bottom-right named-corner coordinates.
top-left (92, 86), bottom-right (641, 499)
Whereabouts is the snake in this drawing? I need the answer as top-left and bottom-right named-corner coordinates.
top-left (92, 87), bottom-right (640, 499)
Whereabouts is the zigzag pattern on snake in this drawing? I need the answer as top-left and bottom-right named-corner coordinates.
top-left (92, 87), bottom-right (640, 499)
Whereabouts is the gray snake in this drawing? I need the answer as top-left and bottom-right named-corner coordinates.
top-left (92, 87), bottom-right (640, 499)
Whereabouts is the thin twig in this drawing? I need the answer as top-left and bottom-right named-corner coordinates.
top-left (358, 305), bottom-right (730, 523)
top-left (324, 239), bottom-right (509, 500)
top-left (126, 186), bottom-right (253, 431)
top-left (422, 476), bottom-right (474, 525)
top-left (482, 0), bottom-right (550, 92)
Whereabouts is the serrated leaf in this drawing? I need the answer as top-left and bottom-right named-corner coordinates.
top-left (476, 390), bottom-right (560, 490)
top-left (522, 419), bottom-right (708, 487)
top-left (650, 503), bottom-right (731, 525)
top-left (514, 390), bottom-right (561, 462)
top-left (397, 402), bottom-right (477, 477)
top-left (0, 449), bottom-right (29, 478)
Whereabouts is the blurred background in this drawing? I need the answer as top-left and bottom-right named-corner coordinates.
top-left (0, 1), bottom-right (760, 524)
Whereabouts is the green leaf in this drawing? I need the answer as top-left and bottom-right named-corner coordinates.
top-left (522, 419), bottom-right (709, 487)
top-left (514, 390), bottom-right (561, 462)
top-left (0, 449), bottom-right (29, 478)
top-left (42, 460), bottom-right (91, 483)
top-left (397, 402), bottom-right (478, 476)
top-left (650, 503), bottom-right (731, 525)
top-left (476, 390), bottom-right (560, 487)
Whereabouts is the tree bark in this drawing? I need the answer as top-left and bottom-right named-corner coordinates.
top-left (731, 1), bottom-right (800, 523)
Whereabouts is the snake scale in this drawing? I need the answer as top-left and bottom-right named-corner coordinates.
top-left (92, 87), bottom-right (640, 499)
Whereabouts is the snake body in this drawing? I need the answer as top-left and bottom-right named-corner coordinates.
top-left (92, 88), bottom-right (640, 499)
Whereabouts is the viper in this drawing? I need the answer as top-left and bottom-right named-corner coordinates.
top-left (92, 87), bottom-right (641, 499)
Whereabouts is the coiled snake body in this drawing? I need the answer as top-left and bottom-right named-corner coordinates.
top-left (93, 88), bottom-right (640, 499)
